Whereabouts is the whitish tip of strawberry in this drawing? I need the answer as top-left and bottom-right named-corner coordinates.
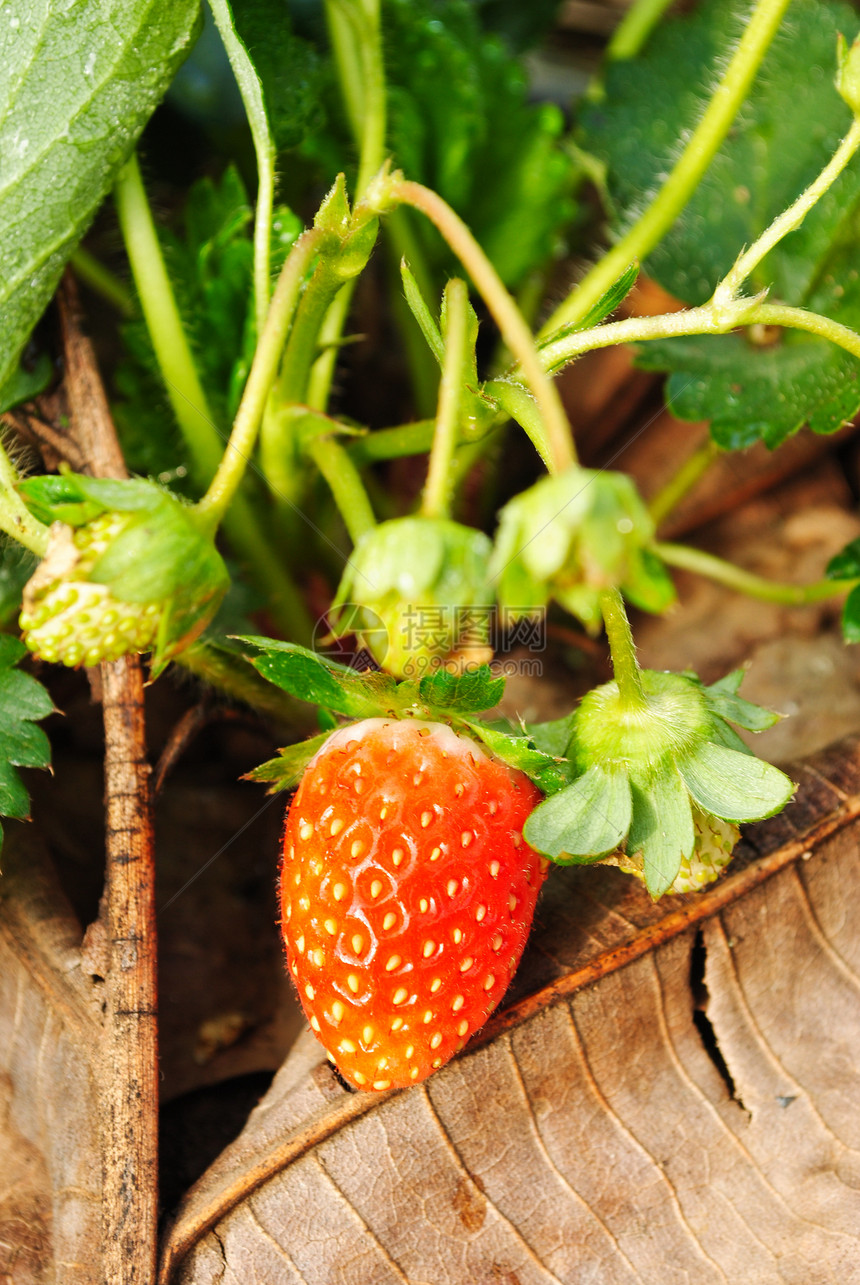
top-left (600, 806), bottom-right (740, 895)
top-left (20, 521), bottom-right (160, 668)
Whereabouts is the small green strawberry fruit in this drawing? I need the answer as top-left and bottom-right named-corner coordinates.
top-left (330, 517), bottom-right (494, 678)
top-left (524, 668), bottom-right (794, 898)
top-left (18, 473), bottom-right (229, 675)
top-left (490, 466), bottom-right (674, 632)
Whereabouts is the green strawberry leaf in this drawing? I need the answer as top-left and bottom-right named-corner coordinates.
top-left (401, 260), bottom-right (445, 366)
top-left (246, 730), bottom-right (332, 792)
top-left (0, 636), bottom-right (54, 848)
top-left (237, 638), bottom-right (402, 719)
top-left (702, 684), bottom-right (782, 733)
top-left (459, 718), bottom-right (565, 794)
top-left (841, 584), bottom-right (860, 643)
top-left (0, 0), bottom-right (201, 391)
top-left (628, 770), bottom-right (694, 899)
top-left (0, 352), bottom-right (52, 414)
top-left (539, 263), bottom-right (639, 374)
top-left (524, 712), bottom-right (576, 759)
top-left (678, 741), bottom-right (795, 823)
top-left (827, 537), bottom-right (860, 580)
top-left (0, 542), bottom-right (37, 627)
top-left (581, 0), bottom-right (860, 450)
top-left (523, 765), bottom-right (632, 863)
top-left (418, 665), bottom-right (505, 713)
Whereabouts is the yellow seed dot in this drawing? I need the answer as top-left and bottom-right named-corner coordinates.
top-left (392, 847), bottom-right (404, 867)
top-left (483, 974), bottom-right (495, 990)
top-left (432, 1058), bottom-right (442, 1068)
top-left (333, 883), bottom-right (347, 902)
top-left (419, 898), bottom-right (429, 913)
top-left (491, 934), bottom-right (503, 952)
top-left (411, 1067), bottom-right (419, 1079)
top-left (460, 957), bottom-right (474, 973)
top-left (454, 783), bottom-right (465, 797)
top-left (330, 818), bottom-right (343, 836)
top-left (488, 800), bottom-right (498, 815)
top-left (295, 935), bottom-right (305, 954)
top-left (373, 1079), bottom-right (391, 1090)
top-left (284, 903), bottom-right (292, 922)
top-left (509, 894), bottom-right (517, 912)
top-left (339, 1038), bottom-right (356, 1053)
top-left (313, 949), bottom-right (325, 967)
top-left (385, 954), bottom-right (401, 971)
top-left (489, 861), bottom-right (500, 878)
top-left (298, 895), bottom-right (310, 912)
top-left (405, 1045), bottom-right (414, 1059)
top-left (421, 811), bottom-right (433, 828)
top-left (475, 905), bottom-right (486, 922)
top-left (347, 974), bottom-right (360, 993)
top-left (430, 1032), bottom-right (442, 1049)
top-left (447, 879), bottom-right (458, 897)
top-left (299, 822), bottom-right (314, 840)
top-left (351, 839), bottom-right (365, 859)
top-left (353, 1071), bottom-right (366, 1085)
top-left (310, 1016), bottom-right (320, 1032)
top-left (452, 928), bottom-right (463, 944)
top-left (324, 919), bottom-right (337, 936)
top-left (393, 987), bottom-right (408, 1005)
top-left (305, 983), bottom-right (315, 1000)
top-left (512, 833), bottom-right (522, 848)
top-left (423, 940), bottom-right (435, 958)
top-left (452, 995), bottom-right (464, 1012)
top-left (379, 806), bottom-right (388, 820)
top-left (390, 1018), bottom-right (404, 1032)
top-left (457, 1020), bottom-right (468, 1037)
top-left (461, 831), bottom-right (473, 847)
top-left (413, 772), bottom-right (423, 786)
top-left (350, 934), bottom-right (363, 955)
top-left (362, 1025), bottom-right (374, 1043)
top-left (423, 1010), bottom-right (434, 1024)
top-left (290, 959), bottom-right (298, 975)
top-left (377, 1056), bottom-right (388, 1069)
top-left (430, 978), bottom-right (442, 993)
top-left (331, 1001), bottom-right (345, 1022)
top-left (293, 871), bottom-right (301, 886)
top-left (383, 912), bottom-right (397, 930)
top-left (371, 880), bottom-right (383, 899)
top-left (430, 847), bottom-right (441, 861)
top-left (353, 780), bottom-right (365, 794)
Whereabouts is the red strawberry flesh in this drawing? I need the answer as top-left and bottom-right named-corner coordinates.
top-left (280, 718), bottom-right (546, 1090)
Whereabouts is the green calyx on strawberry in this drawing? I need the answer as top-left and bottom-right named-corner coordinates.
top-left (329, 517), bottom-right (494, 679)
top-left (523, 668), bottom-right (795, 899)
top-left (18, 472), bottom-right (229, 676)
top-left (489, 466), bottom-right (675, 633)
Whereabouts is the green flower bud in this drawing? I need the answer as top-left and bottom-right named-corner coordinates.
top-left (523, 668), bottom-right (794, 899)
top-left (18, 474), bottom-right (229, 676)
top-left (490, 466), bottom-right (674, 632)
top-left (836, 33), bottom-right (860, 117)
top-left (330, 517), bottom-right (494, 678)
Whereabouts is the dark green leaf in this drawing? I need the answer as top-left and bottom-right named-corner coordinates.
top-left (0, 0), bottom-right (201, 390)
top-left (246, 730), bottom-right (332, 791)
top-left (523, 765), bottom-right (631, 861)
top-left (0, 541), bottom-right (36, 627)
top-left (0, 352), bottom-right (52, 414)
top-left (459, 718), bottom-right (564, 793)
top-left (524, 712), bottom-right (576, 760)
top-left (237, 638), bottom-right (401, 718)
top-left (0, 636), bottom-right (54, 847)
top-left (627, 770), bottom-right (694, 899)
top-left (679, 741), bottom-right (795, 822)
top-left (418, 665), bottom-right (505, 713)
top-left (401, 261), bottom-right (445, 366)
top-left (707, 669), bottom-right (744, 696)
top-left (229, 0), bottom-right (326, 151)
top-left (583, 0), bottom-right (860, 449)
top-left (539, 263), bottom-right (639, 372)
top-left (827, 538), bottom-right (860, 580)
top-left (842, 584), bottom-right (860, 643)
top-left (703, 688), bottom-right (781, 733)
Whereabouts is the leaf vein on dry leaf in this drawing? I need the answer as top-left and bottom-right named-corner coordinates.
top-left (308, 1152), bottom-right (413, 1285)
top-left (505, 1032), bottom-right (647, 1285)
top-left (242, 1200), bottom-right (313, 1285)
top-left (790, 867), bottom-right (860, 992)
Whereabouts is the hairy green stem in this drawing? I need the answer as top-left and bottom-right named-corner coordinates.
top-left (656, 541), bottom-right (857, 604)
top-left (422, 279), bottom-right (471, 519)
top-left (197, 227), bottom-right (325, 526)
top-left (543, 0), bottom-right (792, 335)
top-left (483, 381), bottom-right (554, 472)
top-left (70, 248), bottom-right (135, 317)
top-left (347, 419), bottom-right (436, 464)
top-left (600, 587), bottom-right (647, 709)
top-left (606, 0), bottom-right (677, 62)
top-left (389, 178), bottom-right (576, 474)
top-left (648, 437), bottom-right (721, 528)
top-left (0, 443), bottom-right (49, 557)
top-left (305, 434), bottom-right (376, 544)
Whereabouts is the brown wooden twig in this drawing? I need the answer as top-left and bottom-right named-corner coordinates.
top-left (57, 271), bottom-right (160, 1285)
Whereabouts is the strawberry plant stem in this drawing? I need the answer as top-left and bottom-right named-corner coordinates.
top-left (422, 279), bottom-right (471, 519)
top-left (542, 0), bottom-right (792, 335)
top-left (600, 587), bottom-right (647, 710)
top-left (0, 442), bottom-right (49, 556)
top-left (347, 419), bottom-right (436, 464)
top-left (656, 541), bottom-right (858, 604)
top-left (389, 178), bottom-right (577, 474)
top-left (648, 438), bottom-right (721, 528)
top-left (305, 434), bottom-right (377, 543)
top-left (482, 380), bottom-right (555, 471)
top-left (207, 0), bottom-right (276, 334)
top-left (69, 247), bottom-right (135, 316)
top-left (606, 0), bottom-right (676, 62)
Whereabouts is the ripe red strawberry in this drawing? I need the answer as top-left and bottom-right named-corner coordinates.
top-left (280, 717), bottom-right (546, 1091)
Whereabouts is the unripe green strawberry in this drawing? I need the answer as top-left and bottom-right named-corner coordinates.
top-left (331, 517), bottom-right (494, 678)
top-left (281, 718), bottom-right (546, 1090)
top-left (18, 473), bottom-right (229, 676)
top-left (599, 806), bottom-right (739, 895)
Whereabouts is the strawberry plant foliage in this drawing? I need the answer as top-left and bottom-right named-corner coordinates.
top-left (0, 636), bottom-right (53, 854)
top-left (582, 0), bottom-right (860, 449)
